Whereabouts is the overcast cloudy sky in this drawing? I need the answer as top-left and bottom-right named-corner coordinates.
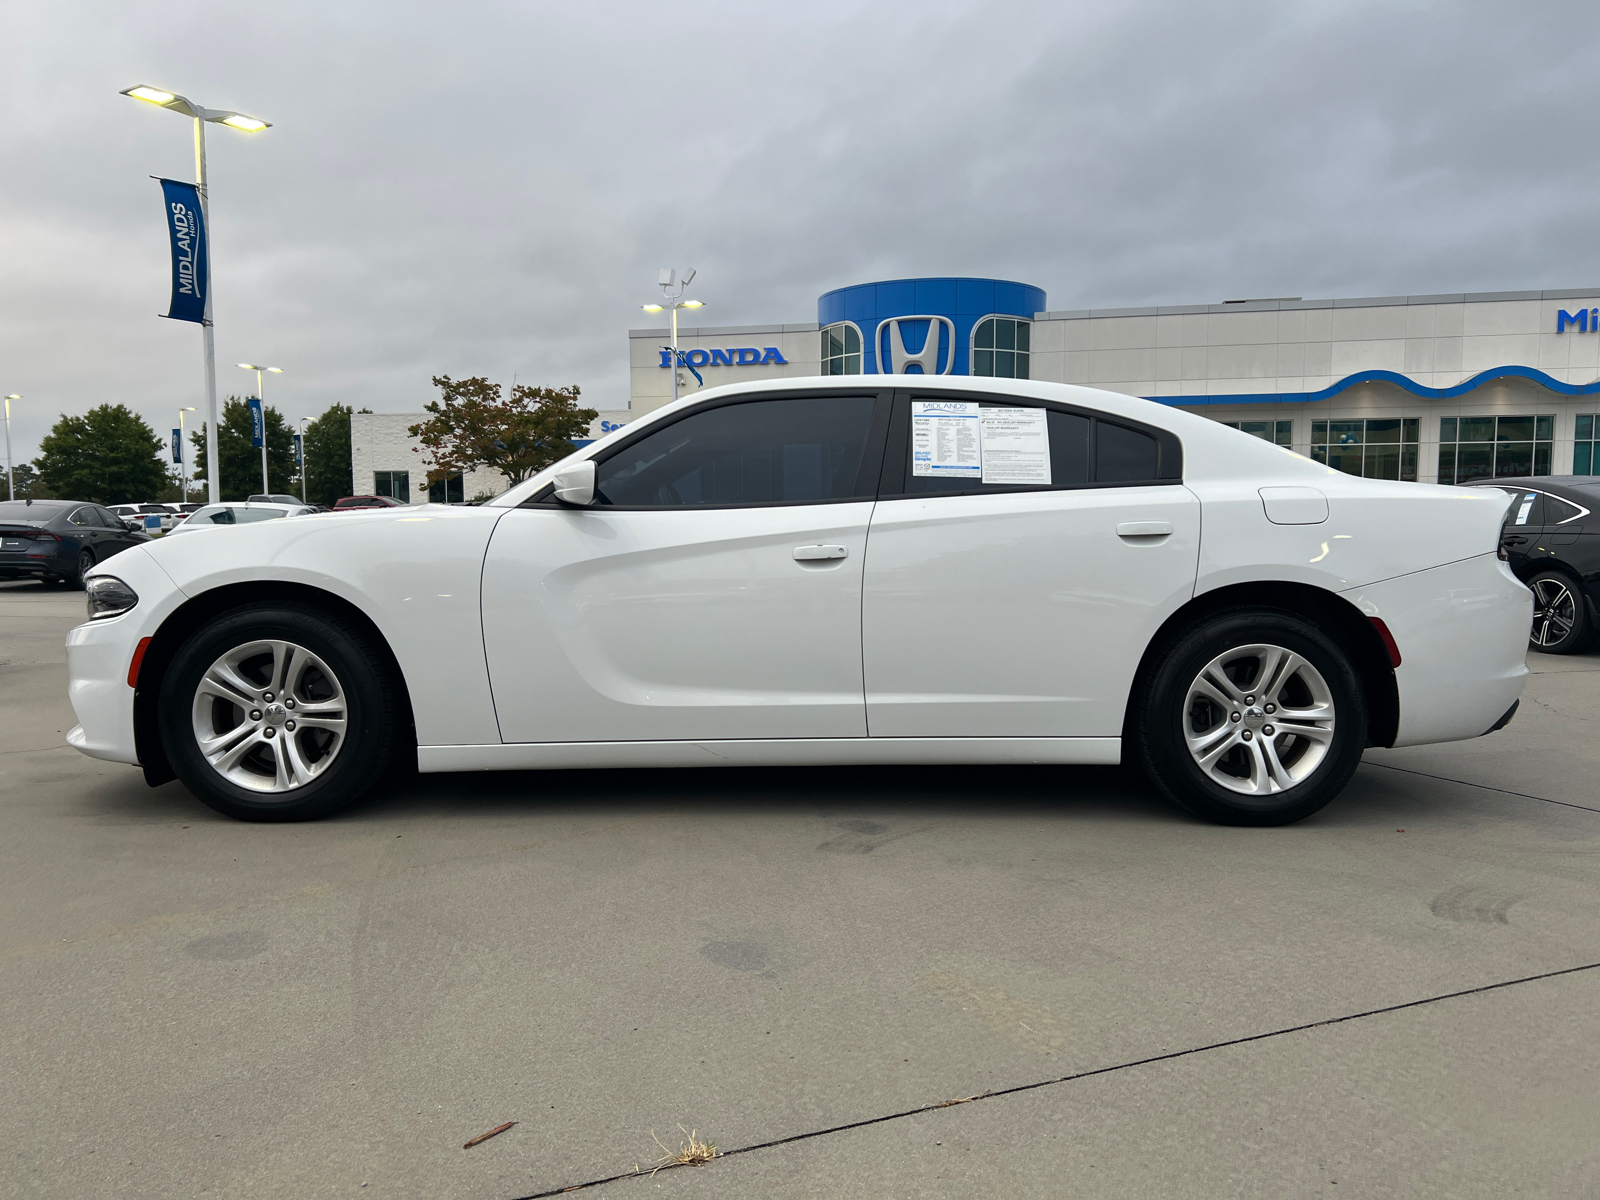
top-left (4, 0), bottom-right (1599, 462)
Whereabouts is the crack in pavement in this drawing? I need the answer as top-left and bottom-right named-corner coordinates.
top-left (505, 960), bottom-right (1600, 1198)
top-left (1362, 760), bottom-right (1600, 814)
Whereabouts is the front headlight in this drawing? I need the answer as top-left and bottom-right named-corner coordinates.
top-left (85, 575), bottom-right (139, 621)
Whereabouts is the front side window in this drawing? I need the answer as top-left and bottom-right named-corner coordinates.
top-left (1311, 418), bottom-right (1419, 481)
top-left (820, 324), bottom-right (862, 375)
top-left (374, 470), bottom-right (411, 503)
top-left (1576, 414), bottom-right (1598, 475)
top-left (594, 395), bottom-right (881, 507)
top-left (1437, 414), bottom-right (1553, 484)
top-left (971, 318), bottom-right (1031, 379)
top-left (1223, 419), bottom-right (1292, 447)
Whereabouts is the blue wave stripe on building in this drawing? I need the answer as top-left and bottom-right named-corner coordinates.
top-left (1150, 365), bottom-right (1600, 407)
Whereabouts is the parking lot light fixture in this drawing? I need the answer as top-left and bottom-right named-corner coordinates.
top-left (4, 394), bottom-right (19, 502)
top-left (237, 364), bottom-right (283, 495)
top-left (177, 406), bottom-right (197, 503)
top-left (644, 270), bottom-right (703, 406)
top-left (121, 84), bottom-right (272, 504)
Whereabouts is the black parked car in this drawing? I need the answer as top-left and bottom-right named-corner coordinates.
top-left (0, 499), bottom-right (152, 588)
top-left (1469, 476), bottom-right (1600, 653)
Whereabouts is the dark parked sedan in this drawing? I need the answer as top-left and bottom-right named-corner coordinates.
top-left (0, 500), bottom-right (151, 588)
top-left (1470, 476), bottom-right (1600, 653)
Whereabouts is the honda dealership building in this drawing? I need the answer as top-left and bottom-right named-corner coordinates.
top-left (625, 277), bottom-right (1600, 485)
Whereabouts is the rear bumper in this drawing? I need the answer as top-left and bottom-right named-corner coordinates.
top-left (1342, 554), bottom-right (1530, 749)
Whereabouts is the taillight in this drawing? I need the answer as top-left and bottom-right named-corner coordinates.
top-left (24, 532), bottom-right (60, 556)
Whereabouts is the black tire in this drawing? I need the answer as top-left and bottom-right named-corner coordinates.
top-left (159, 603), bottom-right (399, 821)
top-left (1527, 571), bottom-right (1593, 655)
top-left (69, 550), bottom-right (95, 589)
top-left (1131, 609), bottom-right (1367, 826)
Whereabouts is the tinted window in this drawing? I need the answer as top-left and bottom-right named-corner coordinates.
top-left (902, 404), bottom-right (1089, 495)
top-left (1097, 422), bottom-right (1160, 482)
top-left (1504, 491), bottom-right (1544, 528)
top-left (595, 396), bottom-right (878, 507)
top-left (0, 502), bottom-right (65, 522)
top-left (188, 506), bottom-right (289, 526)
top-left (93, 507), bottom-right (123, 528)
top-left (1545, 495), bottom-right (1584, 524)
top-left (68, 507), bottom-right (94, 527)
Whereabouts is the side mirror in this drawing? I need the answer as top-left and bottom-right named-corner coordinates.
top-left (552, 460), bottom-right (596, 506)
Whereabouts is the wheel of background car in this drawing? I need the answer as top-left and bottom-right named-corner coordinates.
top-left (158, 603), bottom-right (399, 821)
top-left (1527, 571), bottom-right (1593, 654)
top-left (1131, 608), bottom-right (1367, 826)
top-left (70, 549), bottom-right (94, 590)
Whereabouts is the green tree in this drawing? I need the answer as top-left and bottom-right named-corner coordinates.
top-left (4, 463), bottom-right (54, 500)
top-left (301, 402), bottom-right (358, 508)
top-left (35, 404), bottom-right (168, 504)
top-left (191, 397), bottom-right (298, 500)
top-left (409, 376), bottom-right (595, 489)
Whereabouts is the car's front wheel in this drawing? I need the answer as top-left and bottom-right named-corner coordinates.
top-left (1132, 609), bottom-right (1367, 826)
top-left (159, 603), bottom-right (399, 821)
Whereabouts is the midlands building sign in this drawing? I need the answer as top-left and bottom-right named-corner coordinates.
top-left (1557, 308), bottom-right (1600, 333)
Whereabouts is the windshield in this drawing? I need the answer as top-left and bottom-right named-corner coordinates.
top-left (185, 505), bottom-right (288, 526)
top-left (0, 502), bottom-right (62, 523)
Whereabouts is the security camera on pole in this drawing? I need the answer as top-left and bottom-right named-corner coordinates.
top-left (642, 268), bottom-right (704, 406)
top-left (238, 364), bottom-right (281, 495)
top-left (120, 84), bottom-right (271, 505)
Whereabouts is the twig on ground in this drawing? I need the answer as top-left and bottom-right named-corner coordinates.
top-left (651, 1126), bottom-right (719, 1173)
top-left (464, 1121), bottom-right (517, 1149)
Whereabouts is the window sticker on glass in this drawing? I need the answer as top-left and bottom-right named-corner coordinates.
top-left (911, 401), bottom-right (982, 479)
top-left (1515, 494), bottom-right (1536, 525)
top-left (979, 407), bottom-right (1051, 485)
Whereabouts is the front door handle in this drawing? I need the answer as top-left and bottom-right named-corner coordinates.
top-left (793, 545), bottom-right (848, 561)
top-left (1116, 521), bottom-right (1173, 538)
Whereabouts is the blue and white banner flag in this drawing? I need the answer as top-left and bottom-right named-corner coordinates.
top-left (172, 429), bottom-right (182, 463)
top-left (158, 179), bottom-right (207, 324)
top-left (293, 433), bottom-right (303, 465)
top-left (248, 397), bottom-right (265, 448)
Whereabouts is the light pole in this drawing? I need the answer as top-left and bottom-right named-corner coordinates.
top-left (120, 85), bottom-right (271, 505)
top-left (642, 268), bottom-right (703, 407)
top-left (3, 395), bottom-right (17, 501)
top-left (177, 406), bottom-right (196, 502)
top-left (298, 416), bottom-right (309, 504)
top-left (237, 364), bottom-right (281, 495)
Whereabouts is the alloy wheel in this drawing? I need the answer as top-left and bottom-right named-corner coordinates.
top-left (189, 639), bottom-right (348, 793)
top-left (1183, 643), bottom-right (1336, 796)
top-left (1530, 577), bottom-right (1577, 648)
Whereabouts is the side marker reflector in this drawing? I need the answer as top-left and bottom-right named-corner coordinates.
top-left (128, 636), bottom-right (152, 688)
top-left (1369, 617), bottom-right (1402, 669)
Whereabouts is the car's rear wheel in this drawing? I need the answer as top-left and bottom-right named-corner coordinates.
top-left (1527, 571), bottom-right (1593, 654)
top-left (159, 604), bottom-right (398, 821)
top-left (1132, 609), bottom-right (1367, 826)
top-left (67, 549), bottom-right (94, 589)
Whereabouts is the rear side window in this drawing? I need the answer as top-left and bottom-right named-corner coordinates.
top-left (1503, 491), bottom-right (1544, 528)
top-left (1546, 496), bottom-right (1584, 524)
top-left (892, 396), bottom-right (1173, 496)
top-left (595, 395), bottom-right (882, 507)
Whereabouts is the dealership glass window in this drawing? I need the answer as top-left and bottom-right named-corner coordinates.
top-left (428, 473), bottom-right (464, 504)
top-left (1576, 415), bottom-right (1599, 475)
top-left (820, 324), bottom-right (862, 375)
top-left (1222, 419), bottom-right (1292, 447)
top-left (594, 395), bottom-right (878, 506)
top-left (374, 470), bottom-right (410, 503)
top-left (1436, 415), bottom-right (1553, 484)
top-left (1310, 418), bottom-right (1419, 481)
top-left (972, 318), bottom-right (1030, 379)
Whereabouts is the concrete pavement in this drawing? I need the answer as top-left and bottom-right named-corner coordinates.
top-left (2, 580), bottom-right (1597, 1198)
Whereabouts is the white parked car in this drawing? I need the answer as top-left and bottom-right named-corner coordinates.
top-left (64, 378), bottom-right (1530, 826)
top-left (106, 502), bottom-right (181, 532)
top-left (164, 501), bottom-right (318, 533)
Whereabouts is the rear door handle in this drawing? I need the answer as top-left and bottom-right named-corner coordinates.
top-left (1504, 535), bottom-right (1528, 544)
top-left (793, 545), bottom-right (848, 561)
top-left (1116, 521), bottom-right (1172, 538)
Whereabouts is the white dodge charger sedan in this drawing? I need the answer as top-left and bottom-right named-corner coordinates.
top-left (65, 377), bottom-right (1530, 826)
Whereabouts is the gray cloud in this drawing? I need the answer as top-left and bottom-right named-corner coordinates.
top-left (3, 0), bottom-right (1598, 461)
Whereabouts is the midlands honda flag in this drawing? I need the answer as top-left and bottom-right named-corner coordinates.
top-left (158, 179), bottom-right (207, 323)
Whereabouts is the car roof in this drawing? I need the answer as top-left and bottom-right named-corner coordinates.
top-left (1469, 477), bottom-right (1600, 503)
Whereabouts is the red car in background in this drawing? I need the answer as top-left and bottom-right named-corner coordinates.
top-left (332, 496), bottom-right (408, 511)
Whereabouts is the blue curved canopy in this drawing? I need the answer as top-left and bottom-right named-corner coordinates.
top-left (1152, 365), bottom-right (1600, 407)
